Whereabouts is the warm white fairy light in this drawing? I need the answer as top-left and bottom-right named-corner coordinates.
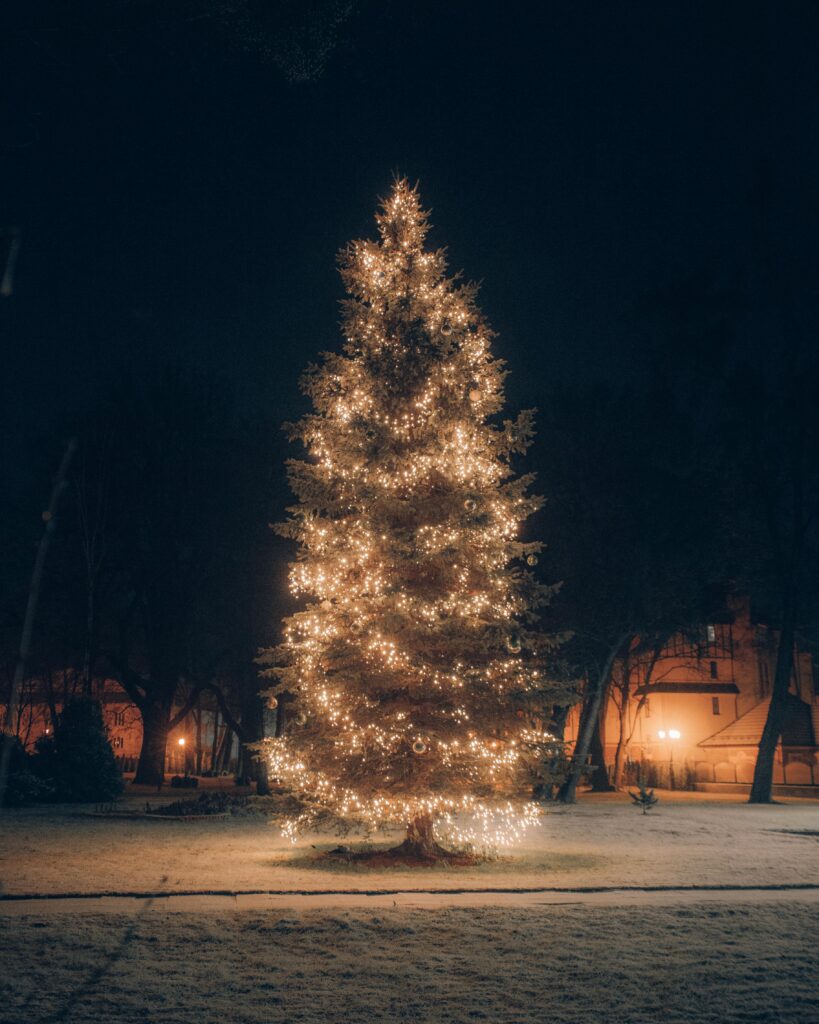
top-left (260, 181), bottom-right (567, 853)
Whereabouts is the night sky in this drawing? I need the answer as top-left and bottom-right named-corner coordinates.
top-left (2, 1), bottom-right (818, 487)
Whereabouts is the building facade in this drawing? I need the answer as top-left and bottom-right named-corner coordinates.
top-left (564, 598), bottom-right (819, 791)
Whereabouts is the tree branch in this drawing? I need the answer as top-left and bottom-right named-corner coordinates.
top-left (102, 650), bottom-right (149, 711)
top-left (168, 684), bottom-right (206, 730)
top-left (204, 682), bottom-right (249, 744)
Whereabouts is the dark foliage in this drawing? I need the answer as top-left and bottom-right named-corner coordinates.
top-left (33, 698), bottom-right (123, 803)
top-left (0, 734), bottom-right (52, 806)
top-left (147, 791), bottom-right (246, 816)
top-left (169, 775), bottom-right (199, 789)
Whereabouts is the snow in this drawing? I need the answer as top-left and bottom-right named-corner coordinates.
top-left (2, 792), bottom-right (818, 1023)
top-left (2, 791), bottom-right (818, 897)
top-left (2, 902), bottom-right (818, 1023)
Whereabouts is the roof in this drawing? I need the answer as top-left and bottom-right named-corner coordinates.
top-left (698, 694), bottom-right (816, 748)
top-left (637, 682), bottom-right (739, 695)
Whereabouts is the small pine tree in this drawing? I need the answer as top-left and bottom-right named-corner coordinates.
top-left (629, 775), bottom-right (659, 814)
top-left (260, 181), bottom-right (571, 856)
top-left (34, 698), bottom-right (123, 803)
top-left (0, 734), bottom-right (53, 805)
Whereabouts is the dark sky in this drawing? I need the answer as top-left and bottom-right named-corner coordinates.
top-left (2, 1), bottom-right (818, 485)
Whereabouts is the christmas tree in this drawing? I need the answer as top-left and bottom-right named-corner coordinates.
top-left (261, 181), bottom-right (567, 858)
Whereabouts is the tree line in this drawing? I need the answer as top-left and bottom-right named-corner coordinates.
top-left (1, 367), bottom-right (290, 792)
top-left (2, 318), bottom-right (818, 805)
top-left (535, 309), bottom-right (819, 804)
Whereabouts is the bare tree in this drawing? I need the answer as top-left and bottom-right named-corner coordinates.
top-left (0, 439), bottom-right (76, 808)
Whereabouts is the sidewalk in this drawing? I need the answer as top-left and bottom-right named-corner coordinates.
top-left (3, 883), bottom-right (819, 915)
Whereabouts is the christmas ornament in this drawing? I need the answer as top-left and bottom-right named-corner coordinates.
top-left (441, 322), bottom-right (452, 336)
top-left (506, 632), bottom-right (522, 653)
top-left (526, 554), bottom-right (538, 566)
top-left (412, 739), bottom-right (427, 754)
top-left (464, 497), bottom-right (477, 512)
top-left (468, 385), bottom-right (481, 403)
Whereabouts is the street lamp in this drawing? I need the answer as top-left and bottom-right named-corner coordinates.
top-left (177, 736), bottom-right (190, 776)
top-left (658, 729), bottom-right (681, 789)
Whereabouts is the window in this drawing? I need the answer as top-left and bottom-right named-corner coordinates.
top-left (113, 710), bottom-right (126, 727)
top-left (661, 623), bottom-right (733, 660)
top-left (711, 697), bottom-right (721, 716)
top-left (112, 735), bottom-right (124, 749)
top-left (710, 660), bottom-right (718, 680)
top-left (644, 699), bottom-right (651, 719)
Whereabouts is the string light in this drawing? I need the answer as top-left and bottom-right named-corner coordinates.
top-left (260, 181), bottom-right (565, 851)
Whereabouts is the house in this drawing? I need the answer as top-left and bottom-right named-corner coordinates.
top-left (564, 597), bottom-right (819, 792)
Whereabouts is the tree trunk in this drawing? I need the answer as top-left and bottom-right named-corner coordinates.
top-left (210, 709), bottom-right (220, 772)
top-left (236, 742), bottom-right (251, 786)
top-left (0, 439), bottom-right (76, 810)
top-left (588, 706), bottom-right (615, 791)
top-left (218, 727), bottom-right (234, 773)
top-left (243, 684), bottom-right (271, 794)
top-left (612, 693), bottom-right (630, 789)
top-left (386, 814), bottom-right (453, 860)
top-left (749, 587), bottom-right (797, 803)
top-left (82, 577), bottom-right (95, 697)
top-left (255, 755), bottom-right (271, 796)
top-left (193, 704), bottom-right (203, 775)
top-left (557, 637), bottom-right (625, 804)
top-left (134, 702), bottom-right (170, 786)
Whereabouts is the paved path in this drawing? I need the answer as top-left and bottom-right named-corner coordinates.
top-left (2, 884), bottom-right (819, 915)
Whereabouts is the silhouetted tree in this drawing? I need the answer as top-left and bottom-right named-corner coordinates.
top-left (537, 383), bottom-right (719, 802)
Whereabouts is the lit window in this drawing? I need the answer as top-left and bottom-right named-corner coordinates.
top-left (711, 697), bottom-right (720, 716)
top-left (113, 710), bottom-right (126, 727)
top-left (707, 625), bottom-right (716, 643)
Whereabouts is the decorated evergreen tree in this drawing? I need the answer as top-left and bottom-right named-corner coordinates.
top-left (261, 181), bottom-right (569, 858)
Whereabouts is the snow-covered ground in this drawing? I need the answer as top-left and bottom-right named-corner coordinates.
top-left (3, 793), bottom-right (818, 1023)
top-left (2, 902), bottom-right (818, 1023)
top-left (2, 791), bottom-right (818, 896)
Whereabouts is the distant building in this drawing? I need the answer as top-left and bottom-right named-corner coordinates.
top-left (565, 597), bottom-right (819, 792)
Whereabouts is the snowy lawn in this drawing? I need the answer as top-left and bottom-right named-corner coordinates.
top-left (2, 902), bottom-right (818, 1024)
top-left (2, 791), bottom-right (818, 896)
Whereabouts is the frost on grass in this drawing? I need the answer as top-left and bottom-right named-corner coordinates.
top-left (2, 798), bottom-right (819, 896)
top-left (2, 904), bottom-right (818, 1024)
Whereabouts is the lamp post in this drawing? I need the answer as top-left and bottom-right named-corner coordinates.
top-left (658, 729), bottom-right (681, 790)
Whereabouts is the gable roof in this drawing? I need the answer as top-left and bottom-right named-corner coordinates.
top-left (698, 694), bottom-right (815, 748)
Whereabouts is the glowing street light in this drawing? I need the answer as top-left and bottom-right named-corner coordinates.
top-left (657, 729), bottom-right (682, 789)
top-left (177, 737), bottom-right (186, 747)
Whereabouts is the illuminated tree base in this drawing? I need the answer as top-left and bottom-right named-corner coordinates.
top-left (323, 815), bottom-right (489, 867)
